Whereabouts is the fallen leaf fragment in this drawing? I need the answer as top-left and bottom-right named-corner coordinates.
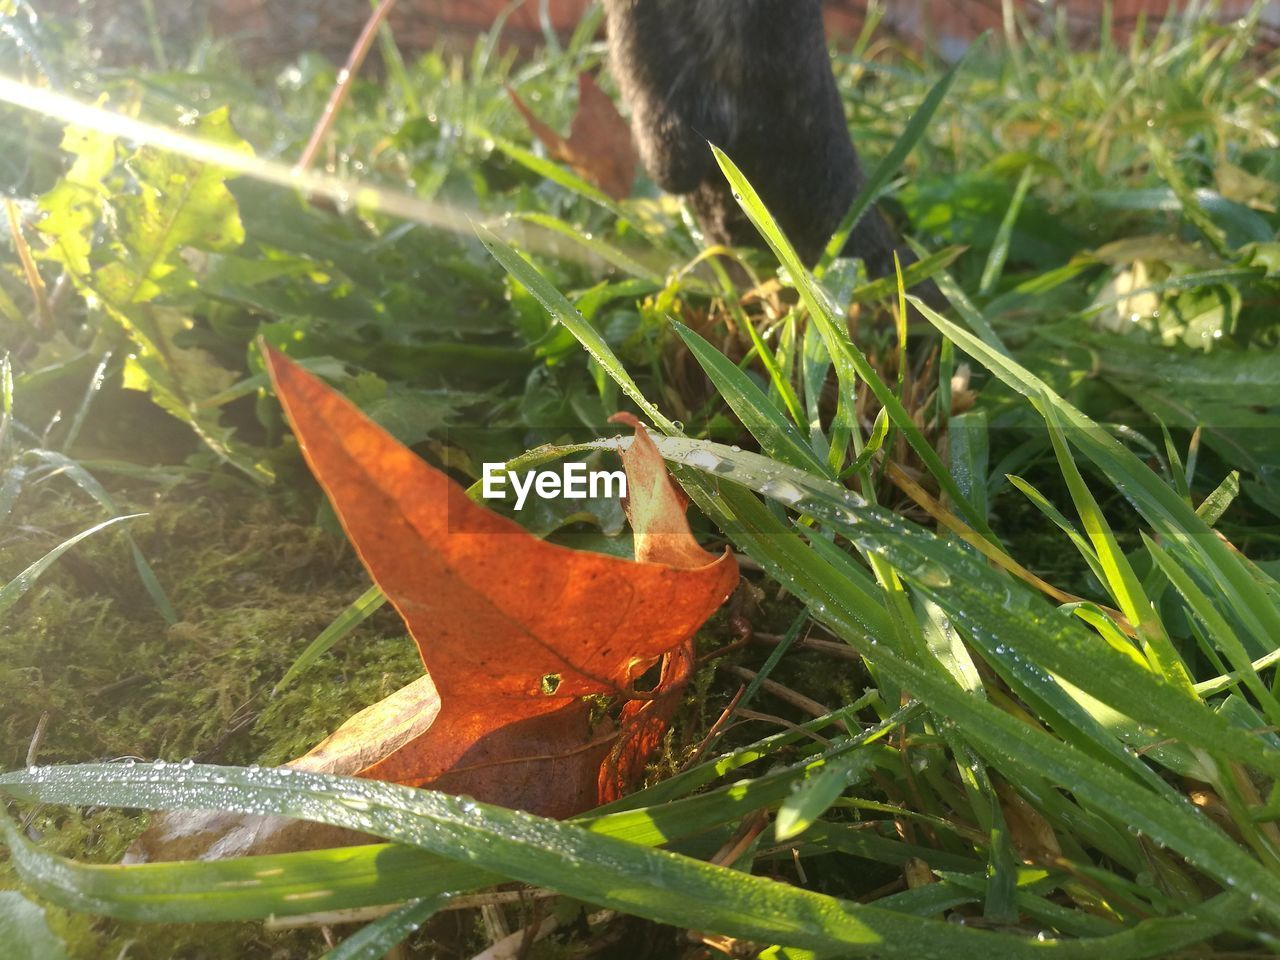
top-left (509, 73), bottom-right (636, 200)
top-left (126, 349), bottom-right (735, 861)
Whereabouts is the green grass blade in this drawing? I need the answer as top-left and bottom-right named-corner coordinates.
top-left (1195, 471), bottom-right (1239, 525)
top-left (476, 224), bottom-right (674, 433)
top-left (0, 763), bottom-right (1136, 958)
top-left (817, 54), bottom-right (969, 274)
top-left (775, 752), bottom-right (875, 842)
top-left (672, 320), bottom-right (827, 475)
top-left (512, 211), bottom-right (665, 284)
top-left (485, 133), bottom-right (635, 228)
top-left (978, 168), bottom-right (1033, 297)
top-left (910, 294), bottom-right (1280, 660)
top-left (324, 896), bottom-right (450, 959)
top-left (0, 463), bottom-right (27, 523)
top-left (1144, 534), bottom-right (1280, 727)
top-left (1006, 473), bottom-right (1105, 585)
top-left (26, 450), bottom-right (177, 624)
top-left (274, 584), bottom-right (388, 694)
top-left (0, 890), bottom-right (68, 960)
top-left (1040, 401), bottom-right (1192, 690)
top-left (1145, 139), bottom-right (1232, 257)
top-left (0, 514), bottom-right (143, 620)
top-left (635, 436), bottom-right (1280, 782)
top-left (671, 478), bottom-right (1280, 926)
top-left (711, 146), bottom-right (996, 541)
top-left (846, 246), bottom-right (966, 305)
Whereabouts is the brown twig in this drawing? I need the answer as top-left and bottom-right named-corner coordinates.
top-left (751, 632), bottom-right (861, 662)
top-left (719, 664), bottom-right (849, 733)
top-left (5, 199), bottom-right (53, 333)
top-left (732, 708), bottom-right (834, 746)
top-left (26, 712), bottom-right (49, 768)
top-left (682, 685), bottom-right (745, 768)
top-left (295, 0), bottom-right (399, 173)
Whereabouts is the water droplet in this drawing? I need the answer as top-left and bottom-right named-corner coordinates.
top-left (152, 759), bottom-right (167, 771)
top-left (684, 449), bottom-right (723, 472)
top-left (179, 757), bottom-right (195, 770)
top-left (912, 564), bottom-right (952, 588)
top-left (760, 479), bottom-right (804, 506)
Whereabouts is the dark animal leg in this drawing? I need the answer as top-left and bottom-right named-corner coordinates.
top-left (602, 0), bottom-right (905, 277)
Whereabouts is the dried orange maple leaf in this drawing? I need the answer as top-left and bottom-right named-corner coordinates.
top-left (126, 348), bottom-right (735, 861)
top-left (509, 72), bottom-right (636, 200)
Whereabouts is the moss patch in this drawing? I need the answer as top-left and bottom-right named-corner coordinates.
top-left (1, 480), bottom-right (422, 957)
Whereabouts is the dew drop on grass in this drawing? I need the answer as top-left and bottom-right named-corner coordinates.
top-left (912, 564), bottom-right (952, 588)
top-left (684, 449), bottom-right (723, 472)
top-left (179, 758), bottom-right (195, 771)
top-left (760, 479), bottom-right (804, 506)
top-left (151, 759), bottom-right (166, 771)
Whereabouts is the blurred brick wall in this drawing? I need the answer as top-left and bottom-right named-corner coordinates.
top-left (209, 0), bottom-right (1280, 63)
top-left (35, 0), bottom-right (1280, 67)
top-left (383, 0), bottom-right (1280, 51)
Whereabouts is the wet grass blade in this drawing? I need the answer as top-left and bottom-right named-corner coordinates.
top-left (672, 476), bottom-right (1280, 926)
top-left (0, 890), bottom-right (68, 960)
top-left (639, 436), bottom-right (1280, 781)
top-left (775, 752), bottom-right (875, 842)
top-left (324, 895), bottom-right (451, 959)
top-left (911, 295), bottom-right (1280, 659)
top-left (0, 763), bottom-right (1145, 958)
top-left (712, 146), bottom-right (996, 542)
top-left (672, 320), bottom-right (827, 475)
top-left (476, 224), bottom-right (674, 434)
